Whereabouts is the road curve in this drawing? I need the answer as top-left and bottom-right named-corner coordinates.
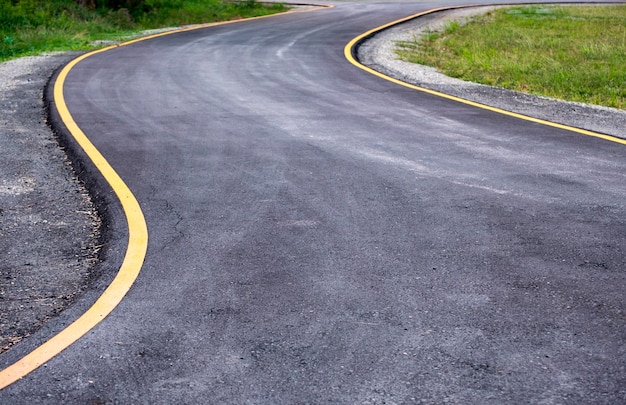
top-left (2, 1), bottom-right (626, 403)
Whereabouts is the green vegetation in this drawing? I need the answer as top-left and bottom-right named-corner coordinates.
top-left (0, 0), bottom-right (287, 61)
top-left (396, 5), bottom-right (626, 109)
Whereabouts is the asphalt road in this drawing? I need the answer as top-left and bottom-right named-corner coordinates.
top-left (2, 1), bottom-right (626, 403)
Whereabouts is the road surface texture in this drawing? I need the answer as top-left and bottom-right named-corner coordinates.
top-left (1, 1), bottom-right (625, 403)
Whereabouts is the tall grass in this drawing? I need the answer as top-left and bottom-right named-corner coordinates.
top-left (396, 5), bottom-right (626, 109)
top-left (0, 0), bottom-right (287, 61)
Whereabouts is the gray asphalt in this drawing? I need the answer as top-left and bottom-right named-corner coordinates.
top-left (2, 1), bottom-right (626, 403)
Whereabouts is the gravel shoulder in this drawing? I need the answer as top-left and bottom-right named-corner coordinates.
top-left (0, 4), bottom-right (624, 359)
top-left (357, 6), bottom-right (626, 139)
top-left (0, 53), bottom-right (102, 354)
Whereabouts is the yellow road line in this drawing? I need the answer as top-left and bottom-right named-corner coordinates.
top-left (0, 46), bottom-right (149, 391)
top-left (0, 5), bottom-right (332, 390)
top-left (344, 5), bottom-right (626, 146)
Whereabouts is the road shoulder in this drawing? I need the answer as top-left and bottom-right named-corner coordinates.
top-left (357, 6), bottom-right (626, 139)
top-left (0, 53), bottom-right (102, 355)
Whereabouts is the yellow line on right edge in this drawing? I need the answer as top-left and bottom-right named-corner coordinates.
top-left (344, 5), bottom-right (626, 146)
top-left (0, 36), bottom-right (148, 393)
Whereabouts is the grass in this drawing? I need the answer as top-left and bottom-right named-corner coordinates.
top-left (395, 5), bottom-right (626, 109)
top-left (0, 0), bottom-right (287, 62)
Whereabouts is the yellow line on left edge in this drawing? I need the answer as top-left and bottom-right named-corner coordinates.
top-left (0, 48), bottom-right (148, 390)
top-left (0, 5), bottom-right (332, 390)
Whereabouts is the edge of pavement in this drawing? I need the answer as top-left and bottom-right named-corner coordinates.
top-left (0, 53), bottom-right (129, 386)
top-left (356, 4), bottom-right (626, 141)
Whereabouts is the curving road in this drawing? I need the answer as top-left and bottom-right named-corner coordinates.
top-left (2, 1), bottom-right (626, 403)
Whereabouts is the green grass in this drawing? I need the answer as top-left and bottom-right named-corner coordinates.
top-left (0, 0), bottom-right (287, 62)
top-left (396, 5), bottom-right (626, 109)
